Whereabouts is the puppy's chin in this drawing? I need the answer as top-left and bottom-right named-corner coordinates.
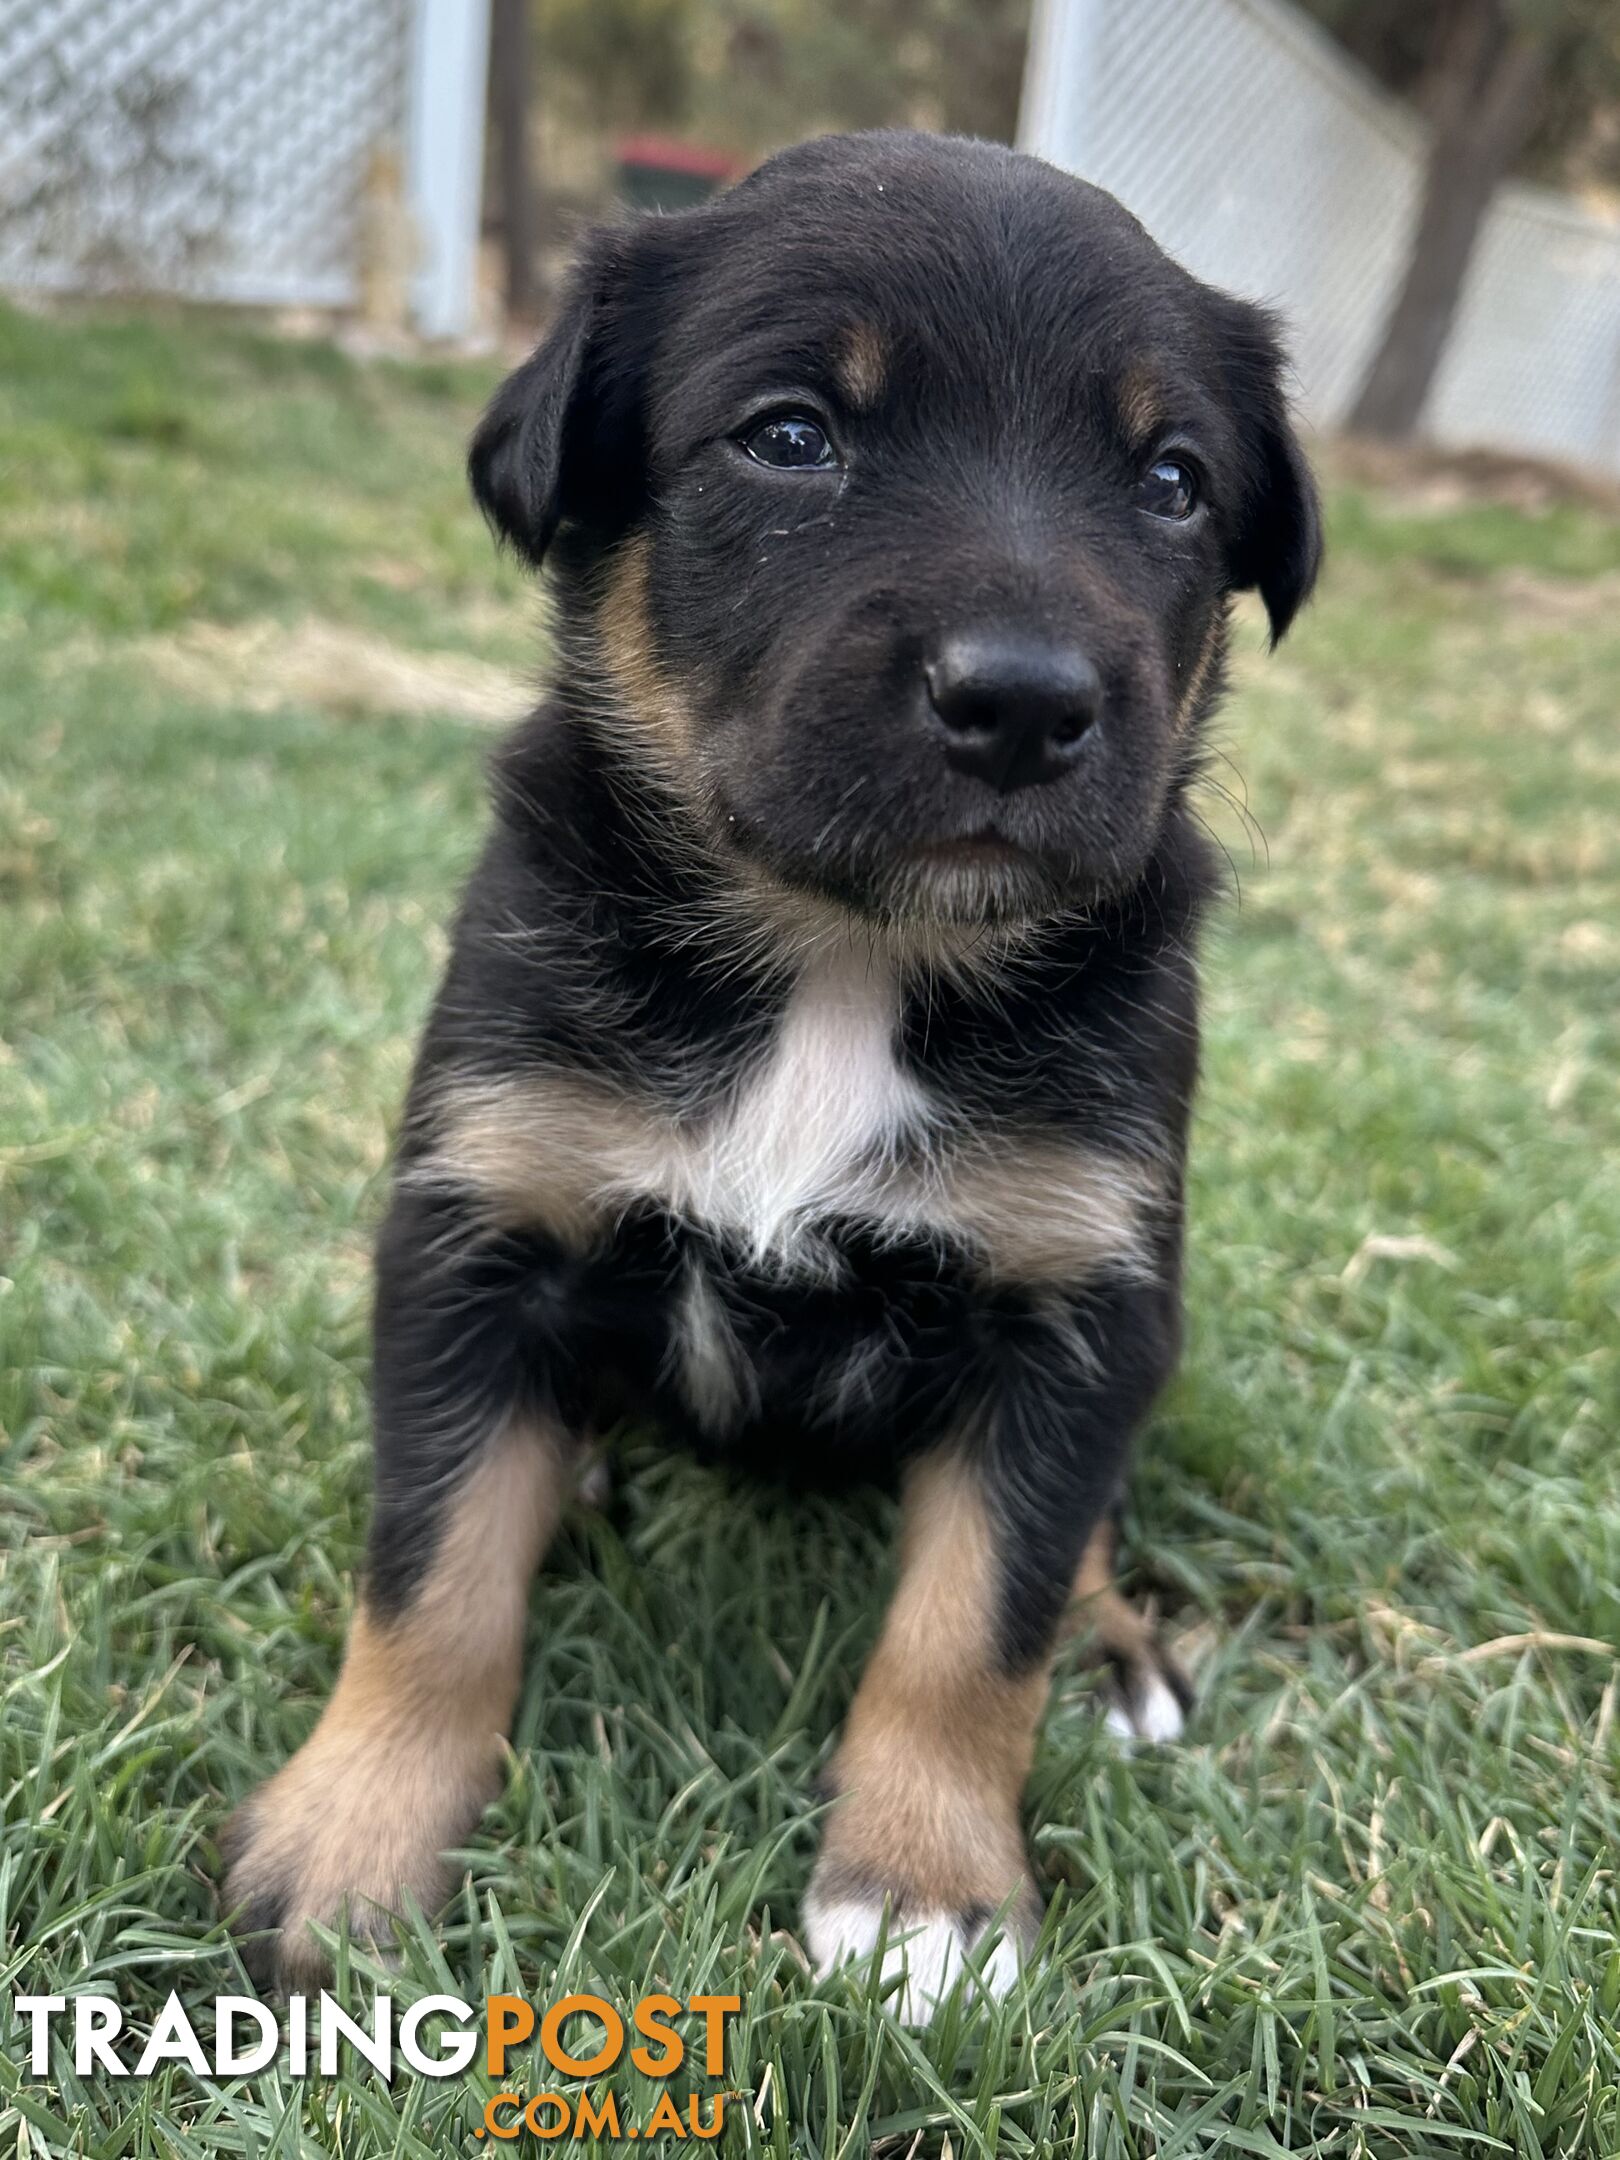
top-left (878, 842), bottom-right (1067, 928)
top-left (706, 797), bottom-right (1125, 938)
top-left (724, 830), bottom-right (1077, 935)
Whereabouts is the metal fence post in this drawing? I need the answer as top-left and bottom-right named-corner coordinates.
top-left (406, 0), bottom-right (492, 339)
top-left (1017, 0), bottom-right (1109, 171)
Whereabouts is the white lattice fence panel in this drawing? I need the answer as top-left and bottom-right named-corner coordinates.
top-left (1430, 193), bottom-right (1620, 467)
top-left (1022, 0), bottom-right (1620, 473)
top-left (0, 0), bottom-right (411, 306)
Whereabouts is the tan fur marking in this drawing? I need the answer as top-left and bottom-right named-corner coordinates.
top-left (421, 1073), bottom-right (659, 1244)
top-left (1175, 617), bottom-right (1223, 730)
top-left (420, 1069), bottom-right (1163, 1287)
top-left (1065, 1517), bottom-right (1190, 1742)
top-left (836, 322), bottom-right (889, 409)
top-left (1117, 362), bottom-right (1166, 446)
top-left (926, 1136), bottom-right (1164, 1283)
top-left (597, 532), bottom-right (695, 764)
top-left (1072, 1515), bottom-right (1113, 1602)
top-left (223, 1423), bottom-right (564, 1984)
top-left (1067, 1517), bottom-right (1155, 1666)
top-left (814, 1452), bottom-right (1046, 1918)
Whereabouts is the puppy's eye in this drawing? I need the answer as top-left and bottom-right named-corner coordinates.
top-left (1138, 457), bottom-right (1199, 520)
top-left (742, 413), bottom-right (839, 471)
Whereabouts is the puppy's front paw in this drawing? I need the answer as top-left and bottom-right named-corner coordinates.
top-left (805, 1874), bottom-right (1035, 2023)
top-left (221, 1725), bottom-right (498, 1991)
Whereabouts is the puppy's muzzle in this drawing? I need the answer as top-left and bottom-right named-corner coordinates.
top-left (924, 631), bottom-right (1102, 794)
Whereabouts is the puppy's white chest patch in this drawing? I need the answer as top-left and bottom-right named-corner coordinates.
top-left (424, 949), bottom-right (1163, 1289)
top-left (694, 947), bottom-right (931, 1264)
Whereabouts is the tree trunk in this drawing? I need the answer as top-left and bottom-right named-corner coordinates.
top-left (1348, 3), bottom-right (1546, 441)
top-left (488, 0), bottom-right (540, 324)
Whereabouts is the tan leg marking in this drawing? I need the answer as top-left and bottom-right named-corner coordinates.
top-left (222, 1421), bottom-right (564, 1987)
top-left (1066, 1518), bottom-right (1191, 1745)
top-left (805, 1451), bottom-right (1046, 2019)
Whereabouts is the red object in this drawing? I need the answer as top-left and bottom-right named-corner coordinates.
top-left (614, 134), bottom-right (741, 183)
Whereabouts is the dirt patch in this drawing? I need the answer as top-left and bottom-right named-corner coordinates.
top-left (138, 617), bottom-right (528, 724)
top-left (1324, 433), bottom-right (1620, 517)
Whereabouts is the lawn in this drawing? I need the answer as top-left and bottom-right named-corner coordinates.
top-left (1, 298), bottom-right (1618, 2157)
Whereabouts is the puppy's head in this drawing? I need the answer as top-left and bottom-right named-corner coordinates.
top-left (472, 131), bottom-right (1319, 927)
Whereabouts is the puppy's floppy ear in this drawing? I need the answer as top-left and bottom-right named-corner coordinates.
top-left (468, 229), bottom-right (636, 567)
top-left (1214, 296), bottom-right (1322, 645)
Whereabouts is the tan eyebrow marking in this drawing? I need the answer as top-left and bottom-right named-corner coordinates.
top-left (1116, 362), bottom-right (1167, 446)
top-left (836, 322), bottom-right (889, 410)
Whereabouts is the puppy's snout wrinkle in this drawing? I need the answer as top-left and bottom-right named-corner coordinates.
top-left (924, 631), bottom-right (1102, 794)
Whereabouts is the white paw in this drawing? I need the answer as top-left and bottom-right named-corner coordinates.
top-left (1102, 1668), bottom-right (1187, 1749)
top-left (804, 1891), bottom-right (1023, 2024)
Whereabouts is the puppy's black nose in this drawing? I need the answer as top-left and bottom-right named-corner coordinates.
top-left (924, 633), bottom-right (1102, 793)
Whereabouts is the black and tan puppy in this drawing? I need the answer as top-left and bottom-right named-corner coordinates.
top-left (223, 129), bottom-right (1319, 2015)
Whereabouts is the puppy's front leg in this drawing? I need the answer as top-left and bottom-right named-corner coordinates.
top-left (804, 1447), bottom-right (1051, 2023)
top-left (223, 1189), bottom-right (564, 1989)
top-left (806, 1285), bottom-right (1175, 2021)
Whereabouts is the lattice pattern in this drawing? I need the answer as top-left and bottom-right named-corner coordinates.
top-left (0, 0), bottom-right (411, 305)
top-left (1025, 0), bottom-right (1620, 471)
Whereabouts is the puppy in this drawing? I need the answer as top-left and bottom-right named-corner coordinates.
top-left (223, 129), bottom-right (1319, 2015)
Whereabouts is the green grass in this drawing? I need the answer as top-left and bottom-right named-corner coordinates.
top-left (1, 299), bottom-right (1618, 2156)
